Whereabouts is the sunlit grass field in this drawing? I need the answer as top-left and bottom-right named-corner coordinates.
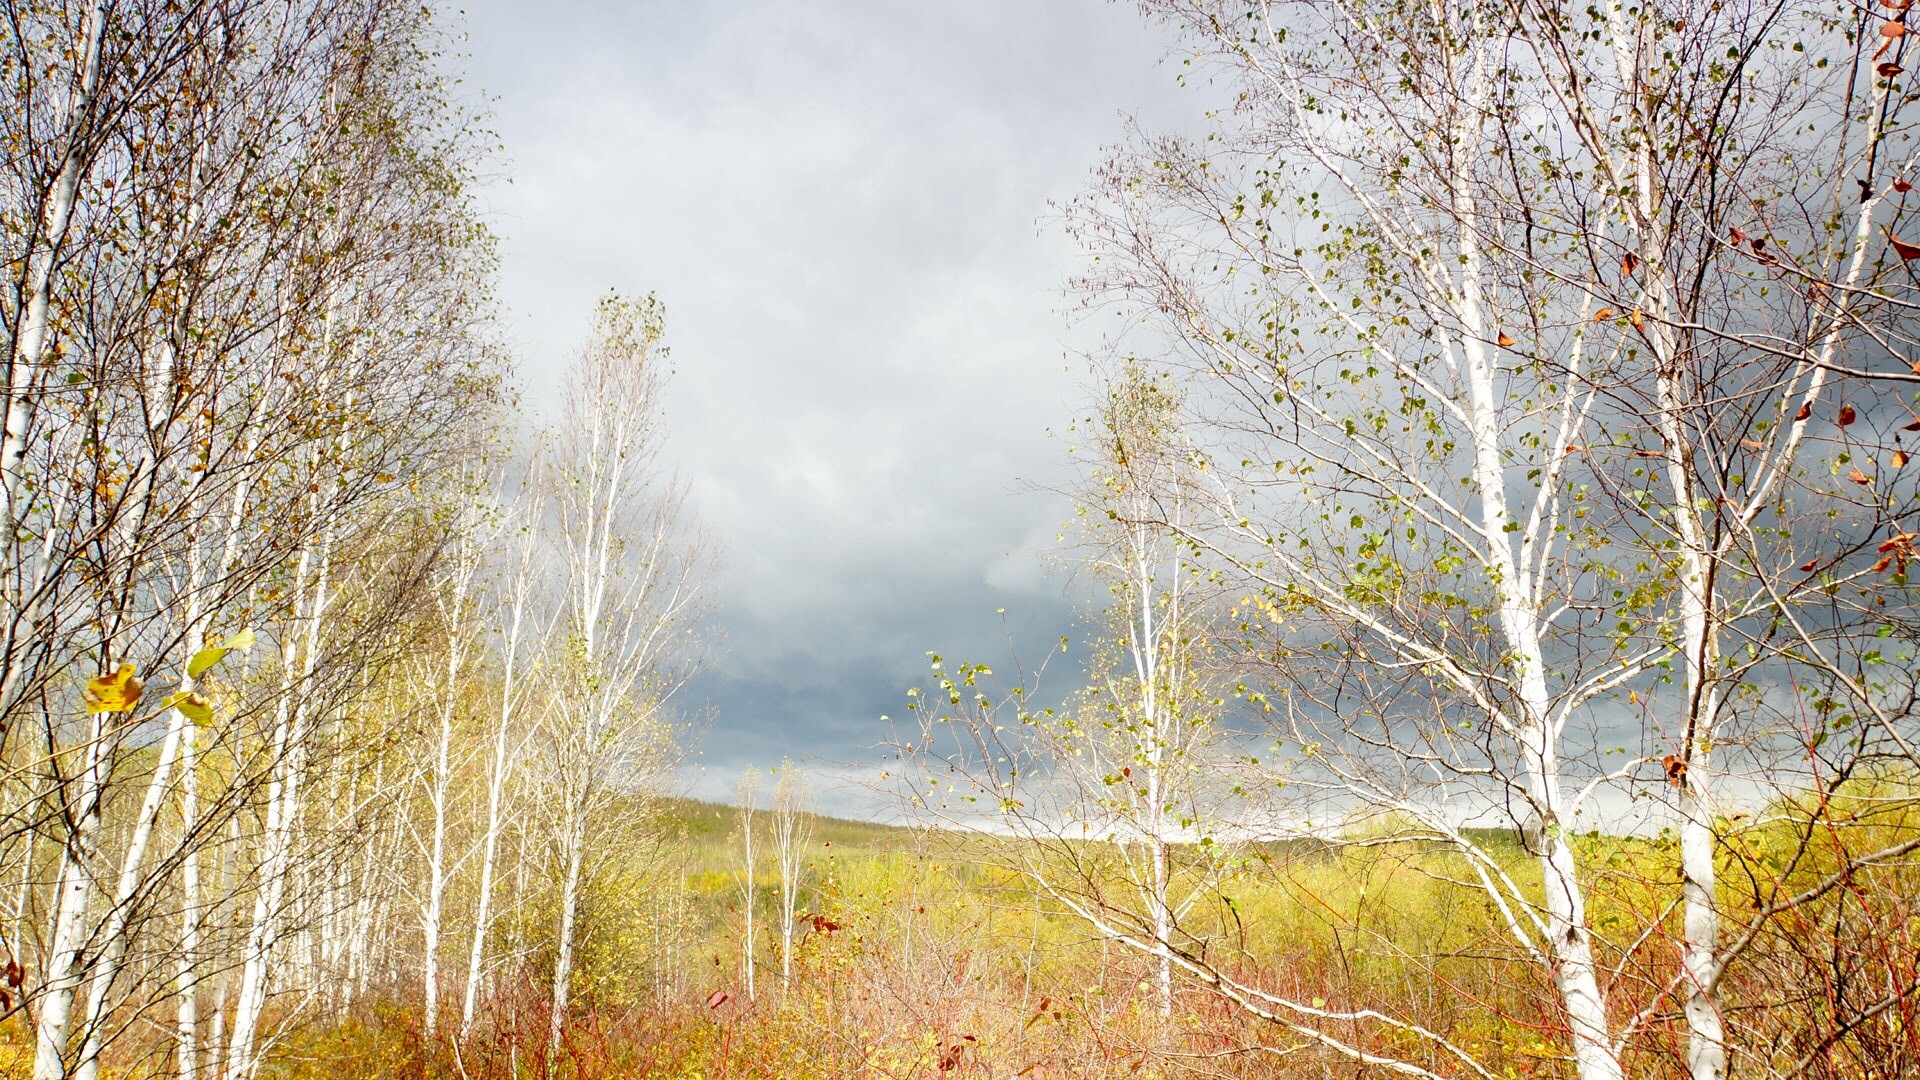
top-left (13, 791), bottom-right (1907, 1080)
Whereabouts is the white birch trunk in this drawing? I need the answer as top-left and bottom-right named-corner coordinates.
top-left (1645, 288), bottom-right (1726, 1080)
top-left (72, 701), bottom-right (190, 1080)
top-left (224, 527), bottom-right (327, 1080)
top-left (223, 710), bottom-right (301, 1080)
top-left (1450, 73), bottom-right (1624, 1073)
top-left (2, 0), bottom-right (106, 520)
top-left (204, 815), bottom-right (239, 1080)
top-left (778, 831), bottom-right (794, 982)
top-left (770, 764), bottom-right (810, 986)
top-left (459, 636), bottom-right (518, 1037)
top-left (177, 719), bottom-right (201, 1080)
top-left (1134, 540), bottom-right (1174, 1020)
top-left (32, 713), bottom-right (110, 1080)
top-left (738, 779), bottom-right (757, 1002)
top-left (421, 642), bottom-right (460, 1037)
top-left (546, 812), bottom-right (586, 1055)
top-left (72, 525), bottom-right (208, 1080)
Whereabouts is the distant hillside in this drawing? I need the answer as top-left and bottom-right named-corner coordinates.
top-left (649, 795), bottom-right (928, 879)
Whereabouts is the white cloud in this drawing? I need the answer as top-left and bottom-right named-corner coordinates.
top-left (455, 0), bottom-right (1209, 788)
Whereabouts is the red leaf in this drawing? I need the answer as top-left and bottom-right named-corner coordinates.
top-left (1729, 226), bottom-right (1748, 244)
top-left (1905, 418), bottom-right (1920, 431)
top-left (1874, 554), bottom-right (1896, 572)
top-left (1800, 560), bottom-right (1820, 572)
top-left (1497, 330), bottom-right (1517, 347)
top-left (1839, 403), bottom-right (1857, 426)
top-left (1896, 449), bottom-right (1910, 468)
top-left (1884, 19), bottom-right (1908, 38)
top-left (1899, 179), bottom-right (1916, 192)
top-left (1593, 307), bottom-right (1615, 322)
top-left (1796, 402), bottom-right (1814, 422)
top-left (1850, 467), bottom-right (1873, 484)
top-left (707, 989), bottom-right (730, 1010)
top-left (1882, 62), bottom-right (1907, 76)
top-left (1893, 236), bottom-right (1920, 261)
top-left (1621, 252), bottom-right (1641, 275)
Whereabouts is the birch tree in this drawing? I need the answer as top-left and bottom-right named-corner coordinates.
top-left (736, 767), bottom-right (761, 1002)
top-left (0, 0), bottom-right (505, 1074)
top-left (1030, 1), bottom-right (1920, 1077)
top-left (1061, 15), bottom-right (1641, 1076)
top-left (460, 476), bottom-right (552, 1039)
top-left (537, 292), bottom-right (711, 1055)
top-left (1481, 3), bottom-right (1920, 1073)
top-left (770, 761), bottom-right (813, 985)
top-left (1072, 364), bottom-right (1232, 1020)
top-left (415, 487), bottom-right (495, 1038)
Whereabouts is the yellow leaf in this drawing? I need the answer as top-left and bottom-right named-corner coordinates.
top-left (84, 665), bottom-right (145, 714)
top-left (162, 691), bottom-right (213, 724)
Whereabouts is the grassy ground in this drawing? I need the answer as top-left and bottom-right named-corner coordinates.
top-left (14, 795), bottom-right (1916, 1079)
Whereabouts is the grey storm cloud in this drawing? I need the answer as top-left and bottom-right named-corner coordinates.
top-left (455, 1), bottom-right (1207, 810)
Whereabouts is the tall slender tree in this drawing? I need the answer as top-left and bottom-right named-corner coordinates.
top-left (736, 767), bottom-right (762, 1001)
top-left (536, 293), bottom-right (712, 1055)
top-left (770, 761), bottom-right (813, 984)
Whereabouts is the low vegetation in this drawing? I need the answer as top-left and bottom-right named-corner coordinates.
top-left (36, 788), bottom-right (1884, 1080)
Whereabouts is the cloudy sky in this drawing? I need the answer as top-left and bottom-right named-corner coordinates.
top-left (455, 2), bottom-right (1207, 811)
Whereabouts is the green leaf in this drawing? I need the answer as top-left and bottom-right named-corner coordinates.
top-left (186, 648), bottom-right (226, 679)
top-left (187, 628), bottom-right (256, 679)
